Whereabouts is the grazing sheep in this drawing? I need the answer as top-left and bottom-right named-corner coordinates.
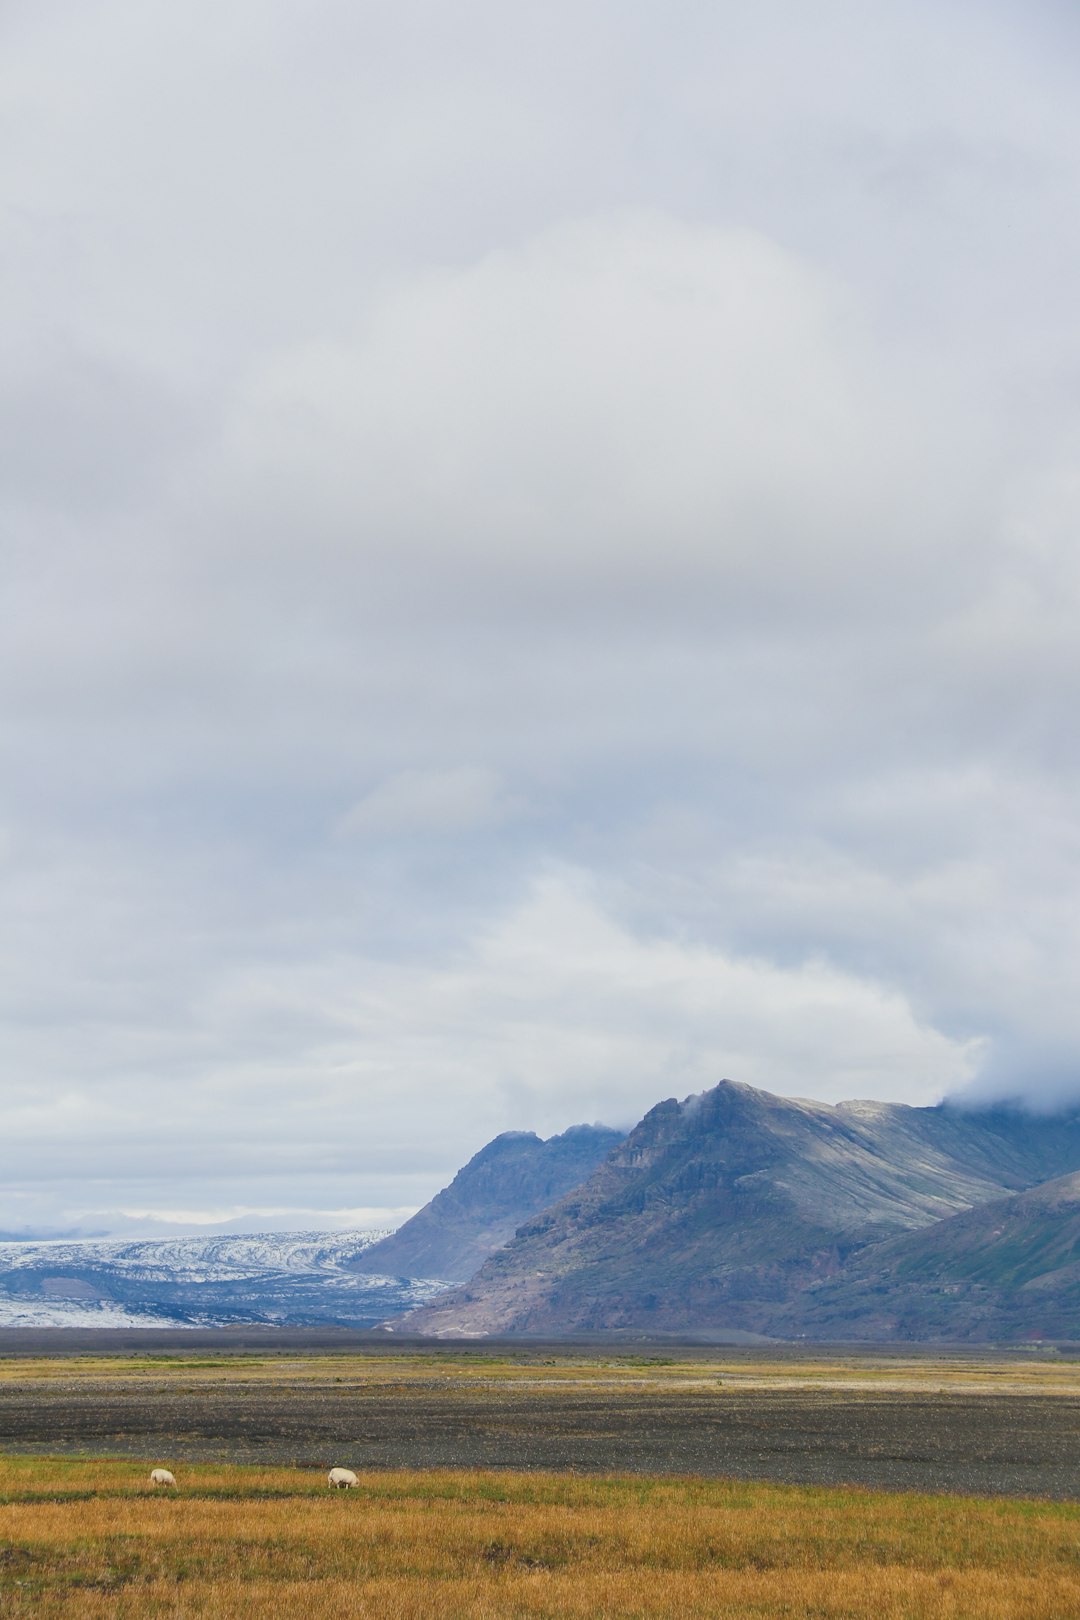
top-left (149, 1468), bottom-right (176, 1488)
top-left (328, 1467), bottom-right (358, 1489)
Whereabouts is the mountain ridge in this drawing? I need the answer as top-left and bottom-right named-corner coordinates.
top-left (398, 1080), bottom-right (1080, 1338)
top-left (784, 1167), bottom-right (1080, 1341)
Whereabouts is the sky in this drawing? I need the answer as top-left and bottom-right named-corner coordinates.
top-left (3, 0), bottom-right (1080, 1237)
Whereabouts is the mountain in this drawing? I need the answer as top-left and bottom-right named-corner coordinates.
top-left (12, 1088), bottom-right (1080, 1341)
top-left (0, 1231), bottom-right (452, 1329)
top-left (354, 1124), bottom-right (625, 1282)
top-left (398, 1080), bottom-right (1080, 1338)
top-left (786, 1169), bottom-right (1080, 1342)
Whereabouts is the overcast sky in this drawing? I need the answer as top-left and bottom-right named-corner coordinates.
top-left (4, 1), bottom-right (1080, 1237)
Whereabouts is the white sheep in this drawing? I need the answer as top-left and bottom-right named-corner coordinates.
top-left (327, 1467), bottom-right (358, 1489)
top-left (149, 1468), bottom-right (176, 1489)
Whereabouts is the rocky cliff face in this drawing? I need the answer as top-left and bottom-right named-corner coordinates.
top-left (353, 1123), bottom-right (625, 1282)
top-left (398, 1080), bottom-right (1080, 1338)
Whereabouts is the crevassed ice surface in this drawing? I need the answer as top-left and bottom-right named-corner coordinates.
top-left (0, 1231), bottom-right (453, 1328)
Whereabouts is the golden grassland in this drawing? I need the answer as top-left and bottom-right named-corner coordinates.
top-left (0, 1454), bottom-right (1078, 1619)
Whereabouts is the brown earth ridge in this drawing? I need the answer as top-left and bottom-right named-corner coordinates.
top-left (397, 1079), bottom-right (1080, 1341)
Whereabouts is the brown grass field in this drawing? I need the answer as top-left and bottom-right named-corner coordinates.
top-left (1, 1455), bottom-right (1079, 1618)
top-left (1, 1347), bottom-right (1079, 1615)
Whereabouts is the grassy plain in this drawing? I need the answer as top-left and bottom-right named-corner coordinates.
top-left (1, 1453), bottom-right (1079, 1618)
top-left (1, 1349), bottom-right (1079, 1615)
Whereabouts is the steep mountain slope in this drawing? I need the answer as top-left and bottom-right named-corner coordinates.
top-left (354, 1124), bottom-right (625, 1282)
top-left (0, 1231), bottom-right (452, 1328)
top-left (787, 1169), bottom-right (1080, 1341)
top-left (400, 1080), bottom-right (1080, 1337)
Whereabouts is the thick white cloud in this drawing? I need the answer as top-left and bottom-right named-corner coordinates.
top-left (1, 0), bottom-right (1080, 1232)
top-left (211, 210), bottom-right (989, 631)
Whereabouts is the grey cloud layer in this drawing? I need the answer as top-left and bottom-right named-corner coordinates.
top-left (2, 0), bottom-right (1079, 1231)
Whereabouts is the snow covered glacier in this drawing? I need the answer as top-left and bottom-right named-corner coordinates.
top-left (0, 1231), bottom-right (453, 1329)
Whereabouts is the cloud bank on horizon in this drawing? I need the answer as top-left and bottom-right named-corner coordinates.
top-left (3, 0), bottom-right (1080, 1235)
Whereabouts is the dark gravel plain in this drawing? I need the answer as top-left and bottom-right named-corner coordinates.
top-left (0, 1332), bottom-right (1078, 1500)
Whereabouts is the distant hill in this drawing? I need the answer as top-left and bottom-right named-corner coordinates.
top-left (399, 1080), bottom-right (1080, 1338)
top-left (787, 1169), bottom-right (1080, 1341)
top-left (353, 1124), bottom-right (625, 1282)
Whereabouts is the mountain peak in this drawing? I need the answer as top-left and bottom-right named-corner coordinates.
top-left (469, 1132), bottom-right (543, 1166)
top-left (353, 1121), bottom-right (625, 1283)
